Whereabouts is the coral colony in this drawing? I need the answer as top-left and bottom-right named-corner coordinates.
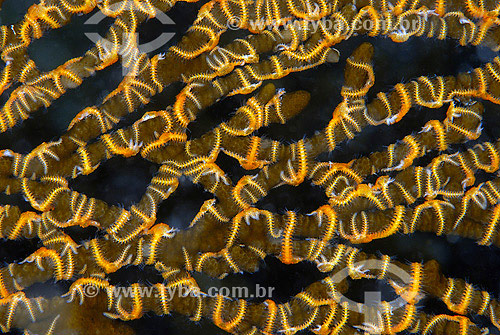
top-left (2, 0), bottom-right (500, 334)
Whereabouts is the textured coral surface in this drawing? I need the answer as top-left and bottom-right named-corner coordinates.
top-left (2, 0), bottom-right (500, 334)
